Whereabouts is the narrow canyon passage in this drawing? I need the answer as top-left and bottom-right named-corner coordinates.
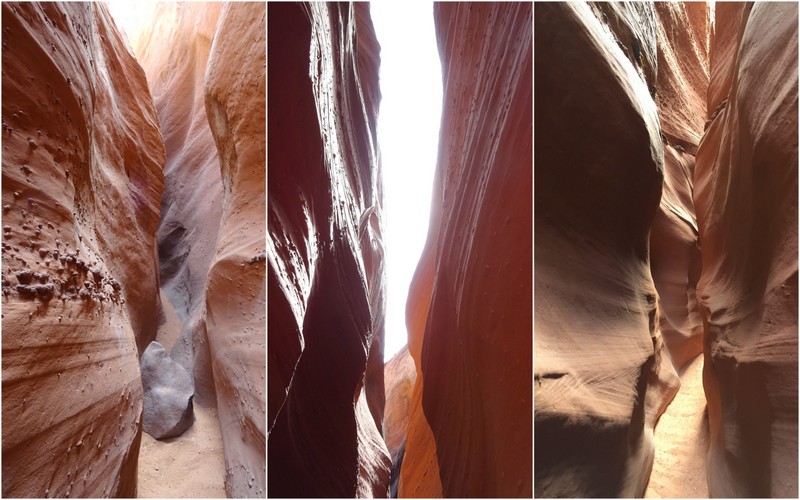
top-left (535, 2), bottom-right (797, 497)
top-left (268, 2), bottom-right (532, 498)
top-left (1, 2), bottom-right (266, 498)
top-left (645, 355), bottom-right (708, 498)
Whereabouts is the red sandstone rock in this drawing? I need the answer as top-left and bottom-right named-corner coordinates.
top-left (203, 3), bottom-right (266, 497)
top-left (534, 3), bottom-right (679, 496)
top-left (129, 2), bottom-right (224, 408)
top-left (695, 3), bottom-right (798, 496)
top-left (400, 4), bottom-right (532, 498)
top-left (1, 2), bottom-right (164, 497)
top-left (650, 3), bottom-right (709, 369)
top-left (267, 2), bottom-right (390, 497)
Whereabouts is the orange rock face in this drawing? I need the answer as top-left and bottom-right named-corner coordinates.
top-left (1, 2), bottom-right (164, 497)
top-left (267, 3), bottom-right (389, 497)
top-left (401, 4), bottom-right (532, 498)
top-left (534, 3), bottom-right (679, 496)
top-left (695, 3), bottom-right (798, 496)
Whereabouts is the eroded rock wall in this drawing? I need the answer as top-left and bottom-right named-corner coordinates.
top-left (1, 2), bottom-right (164, 496)
top-left (695, 3), bottom-right (798, 496)
top-left (203, 3), bottom-right (266, 497)
top-left (400, 4), bottom-right (532, 498)
top-left (534, 3), bottom-right (679, 496)
top-left (267, 2), bottom-right (389, 497)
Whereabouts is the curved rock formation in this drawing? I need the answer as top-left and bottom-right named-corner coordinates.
top-left (141, 341), bottom-right (195, 440)
top-left (267, 2), bottom-right (390, 497)
top-left (695, 3), bottom-right (798, 496)
top-left (1, 2), bottom-right (164, 497)
top-left (534, 3), bottom-right (679, 496)
top-left (203, 3), bottom-right (266, 497)
top-left (400, 4), bottom-right (532, 498)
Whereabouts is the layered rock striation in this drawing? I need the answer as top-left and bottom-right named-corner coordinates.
top-left (1, 2), bottom-right (164, 496)
top-left (401, 3), bottom-right (532, 497)
top-left (267, 3), bottom-right (389, 497)
top-left (695, 3), bottom-right (798, 496)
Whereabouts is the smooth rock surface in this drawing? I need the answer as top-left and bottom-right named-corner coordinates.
top-left (141, 342), bottom-right (195, 440)
top-left (267, 2), bottom-right (390, 497)
top-left (203, 3), bottom-right (266, 497)
top-left (694, 2), bottom-right (798, 496)
top-left (534, 3), bottom-right (679, 496)
top-left (1, 2), bottom-right (164, 497)
top-left (401, 3), bottom-right (532, 498)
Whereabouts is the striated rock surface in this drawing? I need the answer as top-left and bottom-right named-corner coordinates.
top-left (141, 341), bottom-right (195, 440)
top-left (129, 2), bottom-right (224, 408)
top-left (534, 3), bottom-right (679, 496)
top-left (401, 4), bottom-right (532, 498)
top-left (695, 3), bottom-right (798, 496)
top-left (1, 2), bottom-right (164, 497)
top-left (203, 3), bottom-right (266, 497)
top-left (267, 2), bottom-right (390, 497)
top-left (650, 2), bottom-right (708, 369)
top-left (383, 345), bottom-right (415, 464)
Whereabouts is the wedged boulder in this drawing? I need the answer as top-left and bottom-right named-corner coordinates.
top-left (141, 341), bottom-right (195, 440)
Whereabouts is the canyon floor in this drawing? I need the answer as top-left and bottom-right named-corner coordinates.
top-left (645, 354), bottom-right (709, 498)
top-left (137, 404), bottom-right (227, 498)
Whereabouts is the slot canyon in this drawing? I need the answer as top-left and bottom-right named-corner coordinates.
top-left (1, 2), bottom-right (265, 498)
top-left (535, 2), bottom-right (797, 498)
top-left (267, 2), bottom-right (531, 498)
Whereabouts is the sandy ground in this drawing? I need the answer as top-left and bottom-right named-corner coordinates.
top-left (137, 402), bottom-right (227, 498)
top-left (645, 354), bottom-right (709, 498)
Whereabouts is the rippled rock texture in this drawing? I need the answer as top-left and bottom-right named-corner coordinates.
top-left (400, 4), bottom-right (532, 498)
top-left (695, 3), bottom-right (798, 496)
top-left (1, 2), bottom-right (164, 496)
top-left (267, 3), bottom-right (389, 497)
top-left (534, 3), bottom-right (679, 496)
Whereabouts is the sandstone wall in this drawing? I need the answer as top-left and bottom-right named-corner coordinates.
top-left (1, 2), bottom-right (165, 496)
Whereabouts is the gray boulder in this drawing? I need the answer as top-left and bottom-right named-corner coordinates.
top-left (141, 341), bottom-right (195, 439)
